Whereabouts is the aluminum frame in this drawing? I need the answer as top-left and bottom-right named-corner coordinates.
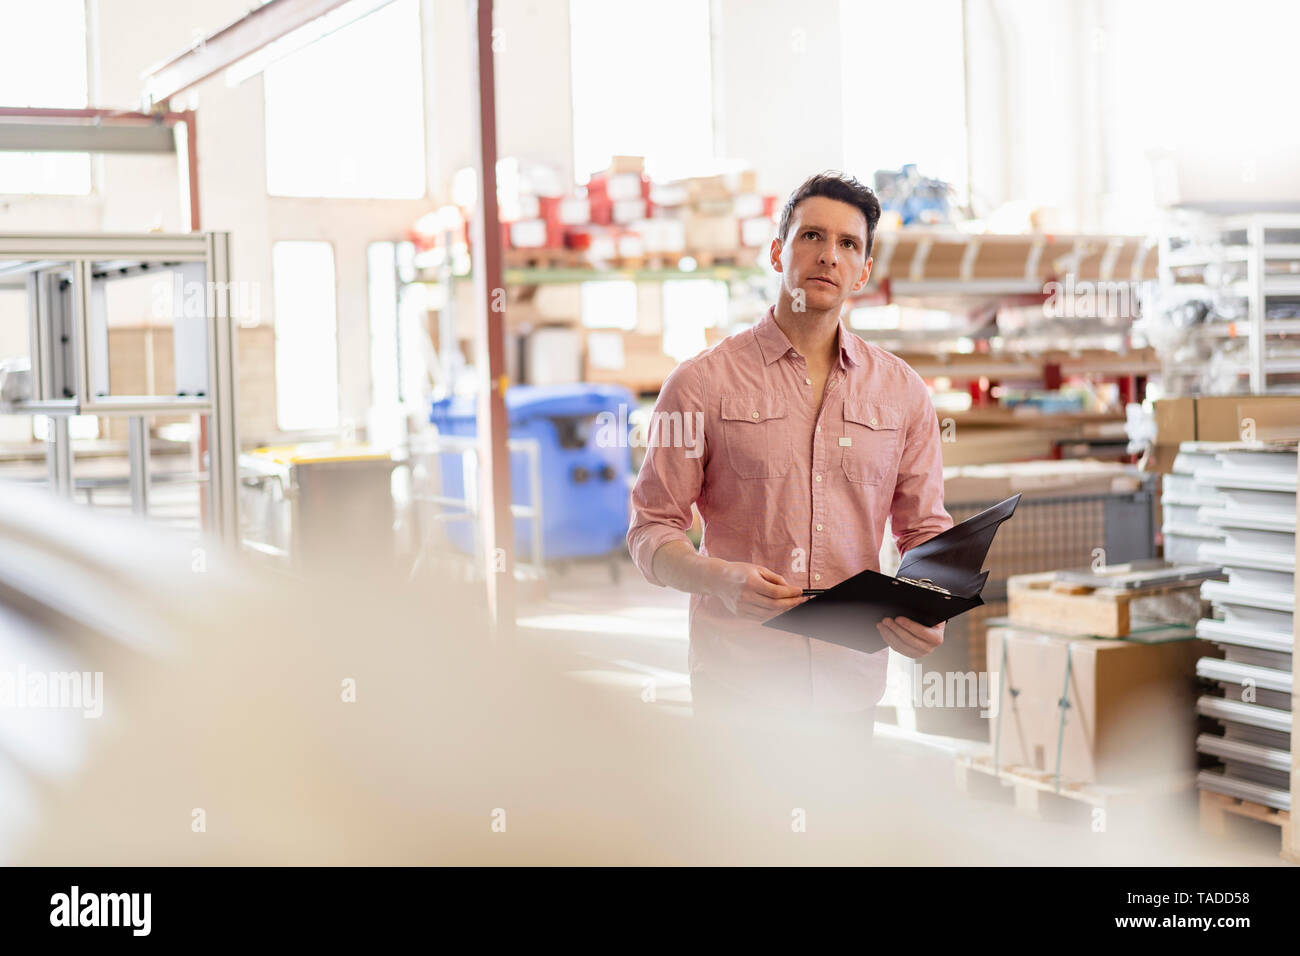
top-left (0, 231), bottom-right (240, 542)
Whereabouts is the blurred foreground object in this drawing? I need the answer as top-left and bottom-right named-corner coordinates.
top-left (0, 486), bottom-right (1262, 865)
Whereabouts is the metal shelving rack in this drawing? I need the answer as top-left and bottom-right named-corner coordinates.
top-left (1187, 440), bottom-right (1298, 860)
top-left (1158, 213), bottom-right (1300, 394)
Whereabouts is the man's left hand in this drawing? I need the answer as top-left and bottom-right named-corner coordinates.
top-left (877, 617), bottom-right (944, 659)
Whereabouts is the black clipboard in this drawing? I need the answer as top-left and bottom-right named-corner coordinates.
top-left (761, 494), bottom-right (1021, 654)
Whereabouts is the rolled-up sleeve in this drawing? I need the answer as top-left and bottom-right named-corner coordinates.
top-left (627, 358), bottom-right (708, 587)
top-left (891, 371), bottom-right (953, 555)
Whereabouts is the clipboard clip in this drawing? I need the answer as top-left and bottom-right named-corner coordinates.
top-left (896, 575), bottom-right (953, 596)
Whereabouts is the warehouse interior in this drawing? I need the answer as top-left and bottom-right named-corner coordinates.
top-left (1, 0), bottom-right (1298, 869)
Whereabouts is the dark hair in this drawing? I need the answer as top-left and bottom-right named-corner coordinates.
top-left (777, 171), bottom-right (882, 257)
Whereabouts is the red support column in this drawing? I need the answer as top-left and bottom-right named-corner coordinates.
top-left (468, 0), bottom-right (516, 636)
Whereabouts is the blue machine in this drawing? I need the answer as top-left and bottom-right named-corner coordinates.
top-left (428, 384), bottom-right (635, 562)
top-left (873, 164), bottom-right (955, 225)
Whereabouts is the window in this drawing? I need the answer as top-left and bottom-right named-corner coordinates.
top-left (569, 0), bottom-right (715, 181)
top-left (0, 0), bottom-right (91, 195)
top-left (273, 242), bottom-right (340, 431)
top-left (839, 0), bottom-right (967, 203)
top-left (580, 280), bottom-right (638, 331)
top-left (662, 279), bottom-right (727, 361)
top-left (263, 0), bottom-right (426, 199)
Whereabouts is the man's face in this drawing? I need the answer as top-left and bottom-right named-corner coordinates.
top-left (771, 195), bottom-right (873, 313)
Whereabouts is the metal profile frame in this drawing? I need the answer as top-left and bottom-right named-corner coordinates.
top-left (0, 231), bottom-right (240, 541)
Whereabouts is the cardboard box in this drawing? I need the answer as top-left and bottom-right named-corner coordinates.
top-left (740, 216), bottom-right (774, 248)
top-left (1148, 396), bottom-right (1196, 474)
top-left (633, 218), bottom-right (686, 254)
top-left (732, 193), bottom-right (766, 218)
top-left (987, 624), bottom-right (1203, 785)
top-left (684, 175), bottom-right (730, 203)
top-left (583, 331), bottom-right (677, 390)
top-left (611, 198), bottom-right (651, 224)
top-left (556, 197), bottom-right (591, 225)
top-left (725, 169), bottom-right (759, 194)
top-left (1197, 395), bottom-right (1300, 442)
top-left (608, 155), bottom-right (644, 175)
top-left (1148, 395), bottom-right (1300, 473)
top-left (649, 182), bottom-right (690, 207)
top-left (684, 211), bottom-right (739, 253)
top-left (508, 219), bottom-right (548, 249)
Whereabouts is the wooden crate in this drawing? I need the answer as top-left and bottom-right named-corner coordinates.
top-left (1007, 571), bottom-right (1202, 638)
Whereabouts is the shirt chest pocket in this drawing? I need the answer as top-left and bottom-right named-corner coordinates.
top-left (719, 392), bottom-right (793, 479)
top-left (840, 399), bottom-right (903, 485)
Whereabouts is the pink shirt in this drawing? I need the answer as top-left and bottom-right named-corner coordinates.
top-left (627, 305), bottom-right (952, 715)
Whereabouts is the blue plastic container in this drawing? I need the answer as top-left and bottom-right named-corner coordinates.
top-left (428, 384), bottom-right (635, 561)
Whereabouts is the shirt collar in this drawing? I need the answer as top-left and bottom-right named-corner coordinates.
top-left (754, 305), bottom-right (861, 369)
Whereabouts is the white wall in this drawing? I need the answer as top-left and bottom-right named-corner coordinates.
top-left (713, 0), bottom-right (845, 198)
top-left (0, 0), bottom-right (575, 437)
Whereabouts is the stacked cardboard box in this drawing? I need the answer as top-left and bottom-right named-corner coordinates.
top-left (440, 157), bottom-right (775, 261)
top-left (986, 623), bottom-right (1203, 784)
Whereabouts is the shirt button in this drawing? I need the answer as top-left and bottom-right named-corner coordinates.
top-left (815, 474), bottom-right (822, 482)
top-left (816, 523), bottom-right (823, 531)
top-left (815, 425), bottom-right (821, 433)
top-left (814, 574), bottom-right (822, 581)
top-left (869, 417), bottom-right (878, 426)
top-left (804, 377), bottom-right (812, 385)
top-left (752, 411), bottom-right (759, 419)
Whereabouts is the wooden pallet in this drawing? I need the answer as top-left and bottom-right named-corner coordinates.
top-left (1006, 571), bottom-right (1203, 638)
top-left (955, 753), bottom-right (1192, 824)
top-left (1199, 790), bottom-right (1298, 863)
top-left (503, 248), bottom-right (589, 270)
top-left (689, 249), bottom-right (760, 268)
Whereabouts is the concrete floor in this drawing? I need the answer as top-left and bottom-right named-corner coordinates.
top-left (516, 552), bottom-right (1290, 866)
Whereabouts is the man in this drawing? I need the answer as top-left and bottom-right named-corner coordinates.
top-left (626, 171), bottom-right (952, 728)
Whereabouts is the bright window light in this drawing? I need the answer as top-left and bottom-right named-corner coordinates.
top-left (1101, 0), bottom-right (1300, 225)
top-left (264, 0), bottom-right (426, 199)
top-left (581, 280), bottom-right (638, 330)
top-left (273, 242), bottom-right (340, 431)
top-left (0, 0), bottom-right (91, 195)
top-left (569, 0), bottom-right (715, 181)
top-left (662, 279), bottom-right (726, 361)
top-left (840, 0), bottom-right (966, 201)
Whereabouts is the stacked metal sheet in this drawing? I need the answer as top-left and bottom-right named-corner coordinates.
top-left (1189, 441), bottom-right (1297, 811)
top-left (1162, 444), bottom-right (1225, 563)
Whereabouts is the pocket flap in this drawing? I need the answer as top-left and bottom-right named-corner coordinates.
top-left (721, 392), bottom-right (787, 423)
top-left (844, 399), bottom-right (902, 430)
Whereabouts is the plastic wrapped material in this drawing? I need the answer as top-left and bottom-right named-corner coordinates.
top-left (0, 357), bottom-right (31, 408)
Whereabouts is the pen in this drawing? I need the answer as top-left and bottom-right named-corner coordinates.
top-left (801, 589), bottom-right (826, 596)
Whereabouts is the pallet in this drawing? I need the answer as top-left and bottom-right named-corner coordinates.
top-left (954, 753), bottom-right (1193, 825)
top-left (688, 249), bottom-right (761, 268)
top-left (503, 248), bottom-right (591, 270)
top-left (1198, 790), bottom-right (1298, 863)
top-left (1006, 571), bottom-right (1203, 638)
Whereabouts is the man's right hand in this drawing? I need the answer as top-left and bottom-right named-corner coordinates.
top-left (708, 561), bottom-right (806, 621)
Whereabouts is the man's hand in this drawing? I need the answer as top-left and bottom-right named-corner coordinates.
top-left (877, 617), bottom-right (944, 659)
top-left (709, 561), bottom-right (805, 621)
